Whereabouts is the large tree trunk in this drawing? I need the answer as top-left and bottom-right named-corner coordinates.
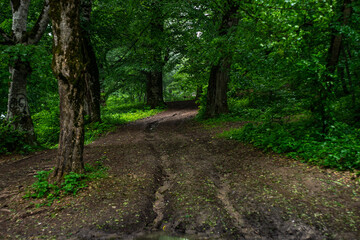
top-left (6, 59), bottom-right (36, 143)
top-left (205, 58), bottom-right (231, 117)
top-left (4, 0), bottom-right (50, 144)
top-left (204, 2), bottom-right (238, 118)
top-left (50, 0), bottom-right (87, 182)
top-left (81, 0), bottom-right (101, 123)
top-left (146, 71), bottom-right (164, 108)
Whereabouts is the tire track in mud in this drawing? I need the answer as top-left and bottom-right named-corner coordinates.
top-left (144, 111), bottom-right (248, 239)
top-left (143, 113), bottom-right (179, 231)
top-left (145, 109), bottom-right (323, 240)
top-left (216, 175), bottom-right (261, 239)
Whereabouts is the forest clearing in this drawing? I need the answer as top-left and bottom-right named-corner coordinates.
top-left (1, 102), bottom-right (359, 239)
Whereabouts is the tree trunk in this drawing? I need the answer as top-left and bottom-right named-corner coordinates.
top-left (83, 37), bottom-right (101, 122)
top-left (3, 0), bottom-right (50, 145)
top-left (6, 59), bottom-right (36, 143)
top-left (205, 58), bottom-right (231, 117)
top-left (6, 0), bottom-right (32, 141)
top-left (204, 2), bottom-right (239, 118)
top-left (144, 2), bottom-right (165, 109)
top-left (319, 0), bottom-right (353, 133)
top-left (50, 0), bottom-right (86, 182)
top-left (325, 0), bottom-right (353, 78)
top-left (81, 0), bottom-right (101, 123)
top-left (146, 71), bottom-right (165, 109)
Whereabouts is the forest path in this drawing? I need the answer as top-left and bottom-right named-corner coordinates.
top-left (0, 101), bottom-right (360, 239)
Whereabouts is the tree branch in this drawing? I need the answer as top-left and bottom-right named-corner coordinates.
top-left (0, 27), bottom-right (13, 45)
top-left (26, 0), bottom-right (50, 45)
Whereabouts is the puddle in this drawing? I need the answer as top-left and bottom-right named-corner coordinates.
top-left (135, 232), bottom-right (192, 240)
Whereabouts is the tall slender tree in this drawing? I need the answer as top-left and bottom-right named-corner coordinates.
top-left (204, 0), bottom-right (239, 117)
top-left (318, 0), bottom-right (354, 132)
top-left (0, 0), bottom-right (50, 144)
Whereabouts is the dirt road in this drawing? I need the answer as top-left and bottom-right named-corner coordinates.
top-left (0, 101), bottom-right (359, 239)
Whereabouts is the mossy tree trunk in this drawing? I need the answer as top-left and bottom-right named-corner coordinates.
top-left (204, 1), bottom-right (239, 118)
top-left (50, 0), bottom-right (87, 182)
top-left (3, 0), bottom-right (50, 144)
top-left (81, 0), bottom-right (101, 123)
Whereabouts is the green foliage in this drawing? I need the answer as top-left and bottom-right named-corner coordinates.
top-left (31, 97), bottom-right (164, 148)
top-left (101, 97), bottom-right (163, 124)
top-left (32, 104), bottom-right (60, 148)
top-left (222, 121), bottom-right (360, 171)
top-left (0, 119), bottom-right (33, 154)
top-left (24, 161), bottom-right (108, 206)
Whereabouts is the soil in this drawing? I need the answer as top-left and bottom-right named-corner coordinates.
top-left (1, 101), bottom-right (360, 240)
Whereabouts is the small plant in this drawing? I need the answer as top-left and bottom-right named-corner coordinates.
top-left (24, 160), bottom-right (108, 205)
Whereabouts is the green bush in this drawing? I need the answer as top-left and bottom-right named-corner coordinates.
top-left (0, 119), bottom-right (32, 154)
top-left (221, 121), bottom-right (360, 171)
top-left (32, 106), bottom-right (60, 148)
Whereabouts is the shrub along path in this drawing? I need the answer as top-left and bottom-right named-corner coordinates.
top-left (0, 101), bottom-right (359, 239)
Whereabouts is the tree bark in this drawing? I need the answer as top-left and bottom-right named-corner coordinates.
top-left (50, 0), bottom-right (87, 182)
top-left (205, 58), bottom-right (231, 117)
top-left (6, 59), bottom-right (36, 143)
top-left (81, 0), bottom-right (101, 123)
top-left (4, 0), bottom-right (50, 144)
top-left (146, 71), bottom-right (164, 108)
top-left (204, 1), bottom-right (239, 118)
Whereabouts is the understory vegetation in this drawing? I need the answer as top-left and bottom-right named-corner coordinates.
top-left (0, 97), bottom-right (163, 153)
top-left (24, 160), bottom-right (108, 206)
top-left (212, 94), bottom-right (360, 172)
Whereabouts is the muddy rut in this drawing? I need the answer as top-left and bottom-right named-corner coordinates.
top-left (0, 101), bottom-right (360, 239)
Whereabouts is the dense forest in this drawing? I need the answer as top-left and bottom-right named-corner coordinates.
top-left (1, 0), bottom-right (360, 176)
top-left (1, 0), bottom-right (360, 239)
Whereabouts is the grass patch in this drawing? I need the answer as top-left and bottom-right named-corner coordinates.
top-left (85, 100), bottom-right (164, 144)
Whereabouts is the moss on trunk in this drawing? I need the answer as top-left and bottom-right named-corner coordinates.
top-left (49, 0), bottom-right (87, 182)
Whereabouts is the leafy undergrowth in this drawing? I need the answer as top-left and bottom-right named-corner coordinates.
top-left (221, 121), bottom-right (360, 171)
top-left (32, 98), bottom-right (164, 148)
top-left (0, 119), bottom-right (36, 154)
top-left (24, 161), bottom-right (108, 207)
top-left (197, 96), bottom-right (360, 172)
